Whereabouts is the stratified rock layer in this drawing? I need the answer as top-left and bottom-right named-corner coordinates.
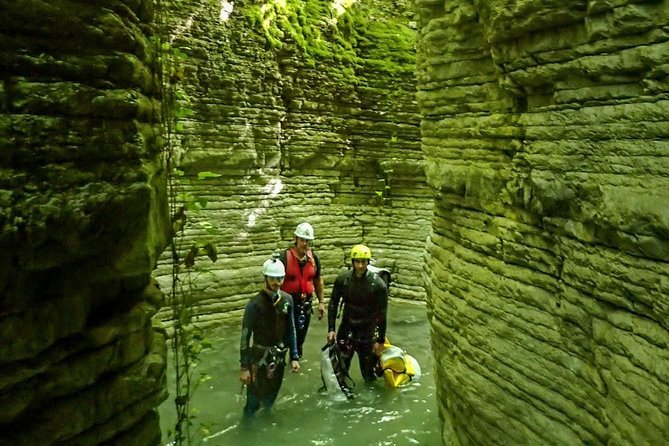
top-left (153, 0), bottom-right (431, 328)
top-left (416, 1), bottom-right (669, 445)
top-left (0, 1), bottom-right (168, 444)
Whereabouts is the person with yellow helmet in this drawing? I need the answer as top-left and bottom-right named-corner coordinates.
top-left (278, 222), bottom-right (325, 358)
top-left (326, 244), bottom-right (388, 383)
top-left (239, 258), bottom-right (301, 418)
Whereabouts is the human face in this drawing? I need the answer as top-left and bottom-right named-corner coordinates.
top-left (295, 237), bottom-right (311, 257)
top-left (265, 275), bottom-right (284, 293)
top-left (352, 259), bottom-right (368, 277)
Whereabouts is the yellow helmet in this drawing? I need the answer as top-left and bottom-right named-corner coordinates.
top-left (350, 244), bottom-right (372, 260)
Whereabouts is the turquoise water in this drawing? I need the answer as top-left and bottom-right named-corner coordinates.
top-left (159, 300), bottom-right (441, 445)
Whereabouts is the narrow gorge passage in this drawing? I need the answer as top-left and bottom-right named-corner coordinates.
top-left (2, 1), bottom-right (668, 445)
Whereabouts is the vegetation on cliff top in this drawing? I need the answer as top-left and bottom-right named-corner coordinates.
top-left (243, 0), bottom-right (415, 77)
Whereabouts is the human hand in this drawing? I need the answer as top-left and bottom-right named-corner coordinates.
top-left (372, 342), bottom-right (384, 356)
top-left (317, 302), bottom-right (325, 320)
top-left (240, 369), bottom-right (251, 385)
top-left (327, 331), bottom-right (336, 344)
top-left (291, 360), bottom-right (300, 373)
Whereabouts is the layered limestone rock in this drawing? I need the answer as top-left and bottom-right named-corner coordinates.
top-left (0, 1), bottom-right (168, 445)
top-left (153, 0), bottom-right (431, 328)
top-left (416, 0), bottom-right (669, 445)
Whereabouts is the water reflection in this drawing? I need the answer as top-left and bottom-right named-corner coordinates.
top-left (160, 300), bottom-right (440, 445)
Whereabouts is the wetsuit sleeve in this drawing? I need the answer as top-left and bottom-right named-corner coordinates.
top-left (313, 253), bottom-right (324, 302)
top-left (286, 295), bottom-right (299, 360)
top-left (374, 278), bottom-right (389, 344)
top-left (239, 300), bottom-right (255, 369)
top-left (328, 275), bottom-right (344, 332)
top-left (313, 253), bottom-right (321, 280)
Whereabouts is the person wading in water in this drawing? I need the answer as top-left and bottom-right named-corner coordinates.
top-left (279, 222), bottom-right (325, 358)
top-left (327, 244), bottom-right (388, 383)
top-left (239, 258), bottom-right (300, 418)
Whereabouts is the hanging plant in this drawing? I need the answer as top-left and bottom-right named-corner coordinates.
top-left (154, 1), bottom-right (220, 444)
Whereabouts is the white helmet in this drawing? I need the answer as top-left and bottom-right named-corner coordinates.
top-left (262, 258), bottom-right (285, 278)
top-left (294, 222), bottom-right (315, 240)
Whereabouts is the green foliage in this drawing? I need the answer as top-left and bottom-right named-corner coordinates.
top-left (151, 2), bottom-right (417, 442)
top-left (155, 2), bottom-right (220, 445)
top-left (239, 0), bottom-right (415, 81)
top-left (197, 171), bottom-right (222, 180)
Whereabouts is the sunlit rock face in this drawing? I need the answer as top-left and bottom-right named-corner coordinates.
top-left (415, 1), bottom-right (669, 445)
top-left (153, 0), bottom-right (431, 328)
top-left (0, 1), bottom-right (168, 445)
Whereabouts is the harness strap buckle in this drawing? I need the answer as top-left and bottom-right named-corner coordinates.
top-left (267, 361), bottom-right (277, 378)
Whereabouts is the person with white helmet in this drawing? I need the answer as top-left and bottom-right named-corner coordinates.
top-left (278, 221), bottom-right (325, 358)
top-left (239, 258), bottom-right (300, 418)
top-left (326, 244), bottom-right (388, 383)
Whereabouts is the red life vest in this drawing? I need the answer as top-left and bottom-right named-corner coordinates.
top-left (281, 248), bottom-right (316, 298)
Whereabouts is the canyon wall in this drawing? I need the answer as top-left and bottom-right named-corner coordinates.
top-left (153, 0), bottom-right (431, 328)
top-left (416, 0), bottom-right (669, 444)
top-left (0, 1), bottom-right (168, 444)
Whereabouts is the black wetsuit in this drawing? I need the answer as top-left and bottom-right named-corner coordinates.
top-left (240, 289), bottom-right (299, 416)
top-left (328, 269), bottom-right (388, 382)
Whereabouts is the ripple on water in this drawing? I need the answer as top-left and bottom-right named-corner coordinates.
top-left (160, 301), bottom-right (440, 445)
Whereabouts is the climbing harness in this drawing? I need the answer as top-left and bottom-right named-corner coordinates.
top-left (295, 299), bottom-right (312, 330)
top-left (254, 344), bottom-right (288, 379)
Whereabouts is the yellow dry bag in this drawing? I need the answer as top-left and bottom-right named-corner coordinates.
top-left (377, 338), bottom-right (421, 388)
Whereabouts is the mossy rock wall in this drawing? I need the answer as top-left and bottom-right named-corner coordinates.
top-left (416, 0), bottom-right (669, 445)
top-left (0, 1), bottom-right (168, 444)
top-left (153, 0), bottom-right (431, 328)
